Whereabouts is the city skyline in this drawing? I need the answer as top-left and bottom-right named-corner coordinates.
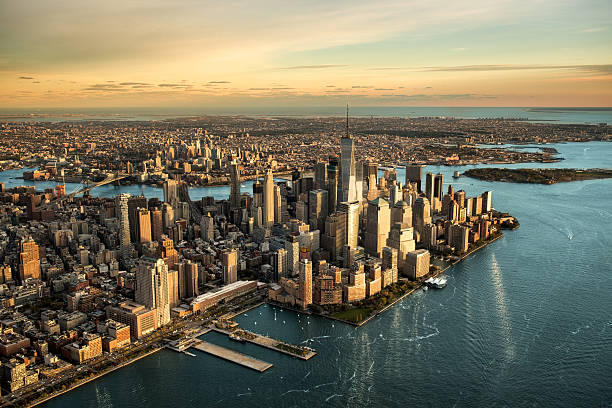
top-left (1, 0), bottom-right (611, 108)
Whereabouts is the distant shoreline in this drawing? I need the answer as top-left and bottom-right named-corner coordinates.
top-left (464, 167), bottom-right (612, 184)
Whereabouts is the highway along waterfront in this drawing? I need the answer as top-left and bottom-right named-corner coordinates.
top-left (7, 141), bottom-right (609, 407)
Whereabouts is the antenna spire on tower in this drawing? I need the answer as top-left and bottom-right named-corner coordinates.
top-left (346, 103), bottom-right (349, 138)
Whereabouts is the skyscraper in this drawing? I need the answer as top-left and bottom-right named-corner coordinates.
top-left (327, 158), bottom-right (339, 211)
top-left (482, 191), bottom-right (493, 213)
top-left (425, 172), bottom-right (435, 207)
top-left (413, 197), bottom-right (432, 238)
top-left (434, 173), bottom-right (444, 202)
top-left (229, 160), bottom-right (241, 210)
top-left (298, 259), bottom-right (312, 309)
top-left (137, 208), bottom-right (152, 244)
top-left (340, 107), bottom-right (357, 203)
top-left (322, 212), bottom-right (347, 262)
top-left (405, 165), bottom-right (424, 192)
top-left (263, 168), bottom-right (275, 227)
top-left (222, 249), bottom-right (238, 284)
top-left (163, 179), bottom-right (179, 205)
top-left (185, 260), bottom-right (199, 297)
top-left (200, 213), bottom-right (214, 242)
top-left (18, 237), bottom-right (40, 281)
top-left (273, 185), bottom-right (282, 224)
top-left (338, 201), bottom-right (359, 249)
top-left (308, 189), bottom-right (328, 232)
top-left (167, 269), bottom-right (179, 308)
top-left (391, 200), bottom-right (412, 228)
top-left (150, 208), bottom-right (163, 242)
top-left (135, 257), bottom-right (170, 327)
top-left (364, 198), bottom-right (391, 258)
top-left (115, 194), bottom-right (131, 260)
top-left (128, 195), bottom-right (147, 242)
top-left (314, 161), bottom-right (327, 190)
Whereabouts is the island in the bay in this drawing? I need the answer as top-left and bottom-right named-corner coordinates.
top-left (463, 168), bottom-right (612, 184)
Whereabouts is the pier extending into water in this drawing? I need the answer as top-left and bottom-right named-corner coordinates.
top-left (190, 340), bottom-right (273, 372)
top-left (210, 323), bottom-right (317, 360)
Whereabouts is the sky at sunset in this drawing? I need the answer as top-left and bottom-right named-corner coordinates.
top-left (1, 0), bottom-right (611, 108)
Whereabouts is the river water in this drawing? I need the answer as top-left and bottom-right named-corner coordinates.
top-left (2, 141), bottom-right (611, 407)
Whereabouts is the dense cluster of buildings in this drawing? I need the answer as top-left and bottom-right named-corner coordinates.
top-left (0, 114), bottom-right (522, 400)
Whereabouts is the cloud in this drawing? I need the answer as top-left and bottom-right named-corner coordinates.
top-left (582, 27), bottom-right (607, 33)
top-left (379, 93), bottom-right (497, 100)
top-left (18, 76), bottom-right (35, 79)
top-left (419, 64), bottom-right (612, 74)
top-left (351, 85), bottom-right (372, 89)
top-left (452, 47), bottom-right (467, 52)
top-left (208, 80), bottom-right (231, 83)
top-left (248, 87), bottom-right (270, 90)
top-left (158, 83), bottom-right (182, 87)
top-left (280, 64), bottom-right (347, 70)
top-left (119, 82), bottom-right (150, 86)
top-left (374, 88), bottom-right (394, 90)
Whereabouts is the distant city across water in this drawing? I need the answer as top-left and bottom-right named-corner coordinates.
top-left (0, 107), bottom-right (611, 124)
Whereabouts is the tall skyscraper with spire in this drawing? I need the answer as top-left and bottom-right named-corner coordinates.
top-left (340, 105), bottom-right (357, 204)
top-left (263, 168), bottom-right (275, 227)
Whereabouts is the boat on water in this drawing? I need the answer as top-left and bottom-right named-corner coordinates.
top-left (453, 171), bottom-right (461, 178)
top-left (229, 333), bottom-right (246, 342)
top-left (425, 277), bottom-right (447, 289)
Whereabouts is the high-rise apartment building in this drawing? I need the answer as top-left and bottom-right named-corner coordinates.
top-left (222, 249), bottom-right (238, 284)
top-left (297, 259), bottom-right (312, 309)
top-left (405, 249), bottom-right (430, 280)
top-left (137, 208), bottom-right (152, 244)
top-left (18, 237), bottom-right (40, 281)
top-left (135, 257), bottom-right (171, 327)
top-left (229, 160), bottom-right (241, 210)
top-left (150, 208), bottom-right (163, 242)
top-left (115, 193), bottom-right (131, 260)
top-left (263, 168), bottom-right (275, 227)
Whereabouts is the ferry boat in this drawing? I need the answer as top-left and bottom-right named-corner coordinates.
top-left (453, 171), bottom-right (461, 178)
